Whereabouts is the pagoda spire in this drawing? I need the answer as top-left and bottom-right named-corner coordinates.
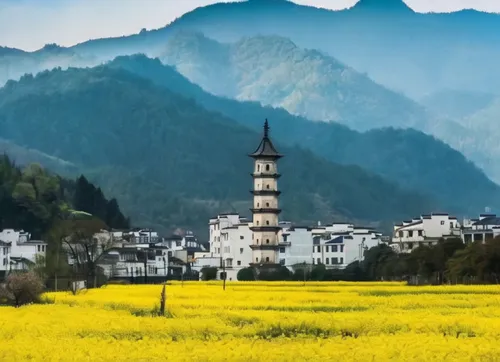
top-left (264, 119), bottom-right (270, 138)
top-left (249, 119), bottom-right (283, 159)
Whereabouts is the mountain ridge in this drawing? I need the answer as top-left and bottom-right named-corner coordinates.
top-left (0, 65), bottom-right (435, 236)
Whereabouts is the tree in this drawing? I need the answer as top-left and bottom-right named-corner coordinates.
top-left (0, 271), bottom-right (44, 307)
top-left (237, 267), bottom-right (255, 281)
top-left (200, 267), bottom-right (218, 281)
top-left (63, 216), bottom-right (110, 288)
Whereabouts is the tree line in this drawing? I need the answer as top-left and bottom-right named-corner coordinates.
top-left (234, 237), bottom-right (500, 284)
top-left (0, 157), bottom-right (130, 293)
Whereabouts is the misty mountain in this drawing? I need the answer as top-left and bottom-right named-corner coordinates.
top-left (0, 65), bottom-right (434, 235)
top-left (67, 0), bottom-right (500, 99)
top-left (105, 54), bottom-right (500, 215)
top-left (0, 44), bottom-right (99, 86)
top-left (159, 32), bottom-right (429, 131)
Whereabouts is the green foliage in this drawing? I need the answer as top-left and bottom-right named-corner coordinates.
top-left (0, 66), bottom-right (433, 237)
top-left (200, 267), bottom-right (218, 281)
top-left (0, 155), bottom-right (129, 238)
top-left (107, 54), bottom-right (500, 216)
top-left (236, 268), bottom-right (255, 281)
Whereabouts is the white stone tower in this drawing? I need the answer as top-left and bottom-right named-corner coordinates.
top-left (249, 119), bottom-right (283, 268)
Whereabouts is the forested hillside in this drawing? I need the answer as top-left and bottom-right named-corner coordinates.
top-left (0, 156), bottom-right (129, 238)
top-left (160, 32), bottom-right (429, 131)
top-left (107, 55), bottom-right (500, 215)
top-left (0, 66), bottom-right (435, 236)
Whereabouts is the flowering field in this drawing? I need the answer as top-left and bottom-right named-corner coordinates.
top-left (2, 282), bottom-right (500, 361)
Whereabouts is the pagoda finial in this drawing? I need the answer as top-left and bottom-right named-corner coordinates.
top-left (264, 119), bottom-right (269, 138)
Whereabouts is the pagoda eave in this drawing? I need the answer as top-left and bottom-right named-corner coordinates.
top-left (250, 208), bottom-right (282, 214)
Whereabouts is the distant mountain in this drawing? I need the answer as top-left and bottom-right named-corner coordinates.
top-left (106, 54), bottom-right (500, 215)
top-left (0, 43), bottom-right (99, 86)
top-left (421, 90), bottom-right (496, 119)
top-left (0, 66), bottom-right (434, 236)
top-left (65, 0), bottom-right (500, 99)
top-left (159, 32), bottom-right (429, 131)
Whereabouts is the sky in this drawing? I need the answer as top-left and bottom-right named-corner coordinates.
top-left (1, 0), bottom-right (499, 51)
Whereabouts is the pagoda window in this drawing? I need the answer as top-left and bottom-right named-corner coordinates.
top-left (265, 257), bottom-right (270, 262)
top-left (266, 184), bottom-right (270, 189)
top-left (266, 221), bottom-right (270, 225)
top-left (257, 203), bottom-right (260, 208)
top-left (266, 239), bottom-right (270, 244)
top-left (256, 257), bottom-right (259, 262)
top-left (265, 164), bottom-right (270, 171)
top-left (266, 202), bottom-right (270, 207)
top-left (257, 165), bottom-right (260, 172)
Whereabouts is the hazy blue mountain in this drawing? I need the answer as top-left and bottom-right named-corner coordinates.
top-left (0, 65), bottom-right (435, 236)
top-left (159, 32), bottom-right (430, 131)
top-left (65, 0), bottom-right (500, 99)
top-left (421, 90), bottom-right (496, 119)
top-left (105, 54), bottom-right (500, 215)
top-left (0, 44), bottom-right (99, 86)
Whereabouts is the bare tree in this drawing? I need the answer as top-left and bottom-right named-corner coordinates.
top-left (63, 217), bottom-right (112, 288)
top-left (0, 271), bottom-right (44, 307)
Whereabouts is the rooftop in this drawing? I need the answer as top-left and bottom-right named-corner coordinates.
top-left (249, 120), bottom-right (283, 159)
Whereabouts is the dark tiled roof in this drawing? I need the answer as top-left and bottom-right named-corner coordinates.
top-left (249, 120), bottom-right (283, 159)
top-left (474, 217), bottom-right (500, 226)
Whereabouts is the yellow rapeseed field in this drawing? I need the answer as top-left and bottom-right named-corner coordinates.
top-left (2, 282), bottom-right (500, 361)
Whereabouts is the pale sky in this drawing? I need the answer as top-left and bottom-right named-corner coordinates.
top-left (1, 0), bottom-right (499, 51)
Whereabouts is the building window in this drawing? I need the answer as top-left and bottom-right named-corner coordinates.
top-left (240, 248), bottom-right (244, 254)
top-left (398, 231), bottom-right (403, 238)
top-left (257, 165), bottom-right (260, 172)
top-left (237, 261), bottom-right (241, 266)
top-left (325, 258), bottom-right (330, 265)
top-left (265, 257), bottom-right (270, 262)
top-left (333, 257), bottom-right (338, 264)
top-left (317, 258), bottom-right (321, 264)
top-left (408, 231), bottom-right (413, 237)
top-left (408, 243), bottom-right (414, 250)
top-left (441, 221), bottom-right (445, 225)
top-left (37, 245), bottom-right (40, 252)
top-left (340, 257), bottom-right (344, 264)
top-left (332, 245), bottom-right (338, 252)
top-left (266, 239), bottom-right (270, 244)
top-left (340, 245), bottom-right (344, 252)
top-left (266, 164), bottom-right (270, 171)
top-left (418, 230), bottom-right (423, 237)
top-left (316, 245), bottom-right (320, 252)
top-left (279, 247), bottom-right (285, 253)
top-left (240, 235), bottom-right (244, 240)
top-left (326, 246), bottom-right (329, 252)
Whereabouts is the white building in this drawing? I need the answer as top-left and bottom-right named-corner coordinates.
top-left (391, 213), bottom-right (461, 253)
top-left (0, 240), bottom-right (11, 275)
top-left (461, 214), bottom-right (500, 244)
top-left (0, 229), bottom-right (47, 272)
top-left (202, 213), bottom-right (252, 280)
top-left (279, 222), bottom-right (382, 270)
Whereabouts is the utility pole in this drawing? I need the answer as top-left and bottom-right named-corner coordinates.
top-left (303, 261), bottom-right (306, 286)
top-left (143, 248), bottom-right (148, 284)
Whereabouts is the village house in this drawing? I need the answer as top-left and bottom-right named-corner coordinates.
top-left (0, 229), bottom-right (47, 274)
top-left (461, 213), bottom-right (500, 244)
top-left (391, 213), bottom-right (461, 252)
